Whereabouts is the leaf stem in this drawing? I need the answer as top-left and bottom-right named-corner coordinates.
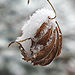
top-left (47, 0), bottom-right (56, 19)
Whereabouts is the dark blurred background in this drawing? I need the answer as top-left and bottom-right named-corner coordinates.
top-left (0, 0), bottom-right (75, 75)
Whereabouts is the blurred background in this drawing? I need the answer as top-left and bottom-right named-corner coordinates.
top-left (0, 0), bottom-right (75, 75)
